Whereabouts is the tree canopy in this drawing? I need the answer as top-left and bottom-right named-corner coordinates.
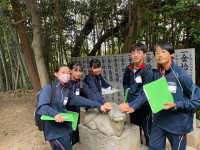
top-left (0, 0), bottom-right (200, 91)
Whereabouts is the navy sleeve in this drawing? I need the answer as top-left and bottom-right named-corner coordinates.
top-left (129, 93), bottom-right (148, 110)
top-left (85, 77), bottom-right (106, 104)
top-left (68, 93), bottom-right (102, 108)
top-left (128, 69), bottom-right (153, 110)
top-left (100, 74), bottom-right (110, 88)
top-left (83, 81), bottom-right (99, 102)
top-left (176, 70), bottom-right (200, 110)
top-left (123, 66), bottom-right (130, 93)
top-left (37, 84), bottom-right (59, 117)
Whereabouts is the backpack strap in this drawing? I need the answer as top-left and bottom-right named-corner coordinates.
top-left (68, 89), bottom-right (73, 100)
top-left (79, 79), bottom-right (84, 93)
top-left (127, 64), bottom-right (151, 82)
top-left (126, 65), bottom-right (131, 83)
top-left (140, 64), bottom-right (151, 81)
top-left (50, 82), bottom-right (56, 106)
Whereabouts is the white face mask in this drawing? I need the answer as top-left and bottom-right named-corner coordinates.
top-left (59, 74), bottom-right (70, 83)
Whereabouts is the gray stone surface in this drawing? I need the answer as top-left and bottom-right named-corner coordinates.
top-left (187, 128), bottom-right (200, 148)
top-left (75, 123), bottom-right (141, 150)
top-left (73, 143), bottom-right (149, 150)
top-left (83, 103), bottom-right (127, 137)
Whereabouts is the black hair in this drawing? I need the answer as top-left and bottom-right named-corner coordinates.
top-left (69, 61), bottom-right (83, 72)
top-left (153, 42), bottom-right (174, 55)
top-left (55, 64), bottom-right (68, 72)
top-left (130, 43), bottom-right (147, 53)
top-left (90, 59), bottom-right (101, 68)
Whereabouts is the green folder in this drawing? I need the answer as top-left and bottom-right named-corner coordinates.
top-left (41, 111), bottom-right (79, 131)
top-left (68, 111), bottom-right (79, 131)
top-left (143, 77), bottom-right (174, 114)
top-left (124, 88), bottom-right (130, 103)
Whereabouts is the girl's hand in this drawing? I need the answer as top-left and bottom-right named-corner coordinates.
top-left (163, 102), bottom-right (175, 110)
top-left (104, 102), bottom-right (112, 108)
top-left (126, 107), bottom-right (135, 114)
top-left (100, 105), bottom-right (107, 113)
top-left (119, 103), bottom-right (135, 114)
top-left (55, 114), bottom-right (65, 123)
top-left (100, 104), bottom-right (112, 113)
top-left (118, 103), bottom-right (129, 112)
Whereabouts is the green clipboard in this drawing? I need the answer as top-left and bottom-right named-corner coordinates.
top-left (68, 111), bottom-right (79, 131)
top-left (41, 111), bottom-right (79, 131)
top-left (143, 77), bottom-right (174, 113)
top-left (124, 88), bottom-right (130, 103)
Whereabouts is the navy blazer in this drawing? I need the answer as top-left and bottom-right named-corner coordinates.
top-left (129, 62), bottom-right (200, 135)
top-left (37, 79), bottom-right (102, 140)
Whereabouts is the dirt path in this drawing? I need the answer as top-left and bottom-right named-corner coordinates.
top-left (0, 90), bottom-right (51, 150)
top-left (1, 90), bottom-right (200, 150)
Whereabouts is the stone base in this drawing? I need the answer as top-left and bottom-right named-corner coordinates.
top-left (187, 128), bottom-right (200, 148)
top-left (73, 123), bottom-right (141, 150)
top-left (73, 143), bottom-right (87, 150)
top-left (73, 143), bottom-right (148, 150)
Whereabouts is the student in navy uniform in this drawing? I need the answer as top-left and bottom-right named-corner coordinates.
top-left (119, 43), bottom-right (200, 150)
top-left (67, 62), bottom-right (112, 146)
top-left (85, 59), bottom-right (113, 107)
top-left (121, 43), bottom-right (153, 146)
top-left (37, 64), bottom-right (112, 150)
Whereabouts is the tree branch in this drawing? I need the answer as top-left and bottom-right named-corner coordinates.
top-left (88, 18), bottom-right (128, 56)
top-left (71, 13), bottom-right (96, 57)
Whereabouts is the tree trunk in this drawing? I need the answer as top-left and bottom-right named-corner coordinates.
top-left (111, 15), bottom-right (115, 54)
top-left (121, 0), bottom-right (139, 53)
top-left (0, 41), bottom-right (11, 91)
top-left (2, 23), bottom-right (16, 89)
top-left (72, 11), bottom-right (96, 57)
top-left (11, 24), bottom-right (30, 77)
top-left (0, 67), bottom-right (5, 91)
top-left (88, 18), bottom-right (128, 56)
top-left (22, 0), bottom-right (50, 89)
top-left (8, 24), bottom-right (29, 89)
top-left (11, 0), bottom-right (41, 92)
top-left (56, 0), bottom-right (69, 64)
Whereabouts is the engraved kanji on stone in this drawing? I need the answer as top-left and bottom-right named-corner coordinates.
top-left (181, 54), bottom-right (189, 62)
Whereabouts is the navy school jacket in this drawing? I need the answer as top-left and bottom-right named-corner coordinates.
top-left (67, 78), bottom-right (100, 112)
top-left (123, 61), bottom-right (153, 106)
top-left (68, 78), bottom-right (99, 102)
top-left (37, 79), bottom-right (102, 141)
top-left (85, 72), bottom-right (110, 104)
top-left (129, 62), bottom-right (200, 134)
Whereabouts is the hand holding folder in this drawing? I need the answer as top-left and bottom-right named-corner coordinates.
top-left (41, 111), bottom-right (79, 131)
top-left (143, 77), bottom-right (174, 113)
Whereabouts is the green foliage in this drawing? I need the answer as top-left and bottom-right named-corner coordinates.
top-left (0, 0), bottom-right (200, 90)
top-left (27, 82), bottom-right (33, 90)
top-left (136, 0), bottom-right (200, 50)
